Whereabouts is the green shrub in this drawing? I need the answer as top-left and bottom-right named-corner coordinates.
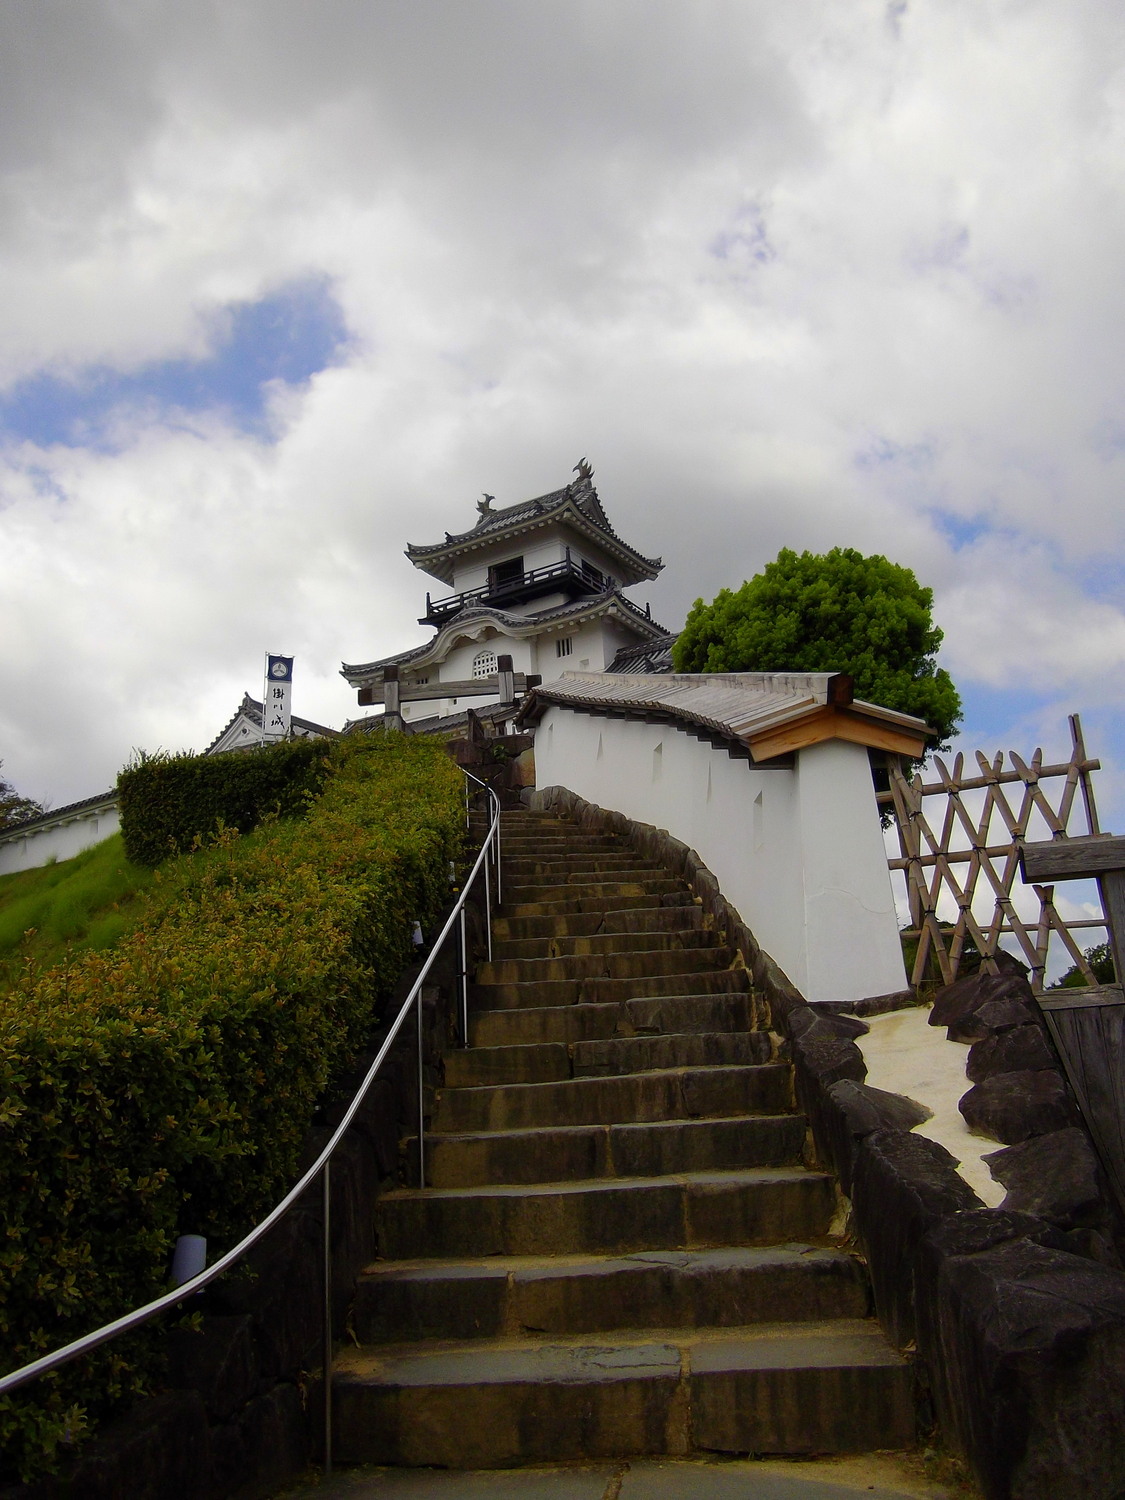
top-left (117, 738), bottom-right (334, 867)
top-left (0, 734), bottom-right (463, 1480)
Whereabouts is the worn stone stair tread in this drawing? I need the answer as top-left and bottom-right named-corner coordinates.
top-left (432, 1061), bottom-right (791, 1132)
top-left (331, 1322), bottom-right (914, 1464)
top-left (445, 1030), bottom-right (769, 1088)
top-left (336, 1319), bottom-right (905, 1382)
top-left (476, 948), bottom-right (733, 985)
top-left (492, 907), bottom-right (705, 941)
top-left (385, 1166), bottom-right (827, 1202)
top-left (376, 1168), bottom-right (837, 1259)
top-left (353, 1245), bottom-right (869, 1342)
top-left (470, 994), bottom-right (757, 1048)
top-left (406, 1113), bottom-right (807, 1186)
top-left (493, 929), bottom-right (716, 961)
top-left (473, 969), bottom-right (752, 1011)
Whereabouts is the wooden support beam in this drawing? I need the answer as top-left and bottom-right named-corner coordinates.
top-left (1019, 834), bottom-right (1125, 882)
top-left (357, 672), bottom-right (528, 707)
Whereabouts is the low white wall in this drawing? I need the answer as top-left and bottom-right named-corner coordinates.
top-left (532, 706), bottom-right (907, 1004)
top-left (0, 804), bottom-right (121, 876)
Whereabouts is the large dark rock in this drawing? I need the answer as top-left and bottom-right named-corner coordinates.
top-left (960, 1069), bottom-right (1078, 1144)
top-left (985, 1127), bottom-right (1107, 1230)
top-left (811, 1080), bottom-right (934, 1194)
top-left (788, 1007), bottom-right (870, 1041)
top-left (851, 1128), bottom-right (983, 1346)
top-left (948, 995), bottom-right (1040, 1043)
top-left (966, 1024), bottom-right (1057, 1083)
top-left (790, 1029), bottom-right (867, 1088)
top-left (930, 970), bottom-right (1033, 1035)
top-left (829, 1079), bottom-right (933, 1135)
top-left (913, 1231), bottom-right (1125, 1500)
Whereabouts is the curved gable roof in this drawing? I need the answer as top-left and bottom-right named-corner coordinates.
top-left (405, 472), bottom-right (662, 586)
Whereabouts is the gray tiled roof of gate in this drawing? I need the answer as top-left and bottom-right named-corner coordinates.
top-left (518, 670), bottom-right (930, 748)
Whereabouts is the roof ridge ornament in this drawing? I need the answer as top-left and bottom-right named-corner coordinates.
top-left (572, 456), bottom-right (594, 484)
top-left (476, 493), bottom-right (495, 519)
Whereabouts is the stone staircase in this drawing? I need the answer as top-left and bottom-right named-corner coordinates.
top-left (331, 809), bottom-right (914, 1468)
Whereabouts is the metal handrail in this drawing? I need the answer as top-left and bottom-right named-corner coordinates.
top-left (0, 766), bottom-right (502, 1476)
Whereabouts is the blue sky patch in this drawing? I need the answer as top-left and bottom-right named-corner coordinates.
top-left (0, 277), bottom-right (350, 449)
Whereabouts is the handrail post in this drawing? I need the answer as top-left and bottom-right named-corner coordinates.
top-left (416, 988), bottom-right (426, 1189)
top-left (322, 1159), bottom-right (332, 1476)
top-left (484, 843), bottom-right (492, 963)
top-left (459, 906), bottom-right (469, 1046)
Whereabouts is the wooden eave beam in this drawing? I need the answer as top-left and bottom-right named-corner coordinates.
top-left (746, 706), bottom-right (929, 763)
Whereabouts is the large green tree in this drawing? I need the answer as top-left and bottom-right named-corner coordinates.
top-left (1, 761), bottom-right (43, 830)
top-left (672, 546), bottom-right (961, 748)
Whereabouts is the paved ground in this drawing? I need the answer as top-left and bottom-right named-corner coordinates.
top-left (275, 1453), bottom-right (969, 1500)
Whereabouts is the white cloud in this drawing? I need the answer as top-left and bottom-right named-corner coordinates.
top-left (2, 0), bottom-right (1125, 813)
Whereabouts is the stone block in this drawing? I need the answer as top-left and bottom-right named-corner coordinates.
top-left (930, 971), bottom-right (1034, 1036)
top-left (965, 1024), bottom-right (1057, 1082)
top-left (984, 1127), bottom-right (1108, 1230)
top-left (949, 995), bottom-right (1039, 1043)
top-left (914, 1227), bottom-right (1125, 1500)
top-left (851, 1128), bottom-right (983, 1347)
top-left (959, 1069), bottom-right (1078, 1145)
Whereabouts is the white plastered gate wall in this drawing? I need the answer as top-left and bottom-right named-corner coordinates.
top-left (532, 705), bottom-right (907, 1004)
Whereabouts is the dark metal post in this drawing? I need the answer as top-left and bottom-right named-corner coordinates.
top-left (322, 1160), bottom-right (332, 1476)
top-left (459, 906), bottom-right (469, 1045)
top-left (416, 989), bottom-right (425, 1189)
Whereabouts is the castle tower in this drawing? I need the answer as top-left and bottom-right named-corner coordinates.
top-left (341, 462), bottom-right (672, 725)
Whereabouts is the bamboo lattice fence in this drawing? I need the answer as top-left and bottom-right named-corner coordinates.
top-left (882, 715), bottom-right (1107, 992)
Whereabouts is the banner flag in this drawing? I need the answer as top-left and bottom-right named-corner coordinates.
top-left (263, 654), bottom-right (294, 740)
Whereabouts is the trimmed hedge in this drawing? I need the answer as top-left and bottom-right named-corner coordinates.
top-left (0, 734), bottom-right (463, 1480)
top-left (117, 739), bottom-right (334, 868)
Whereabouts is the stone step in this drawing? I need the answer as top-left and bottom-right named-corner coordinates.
top-left (471, 966), bottom-right (751, 1013)
top-left (406, 1113), bottom-right (806, 1188)
top-left (503, 891), bottom-right (695, 919)
top-left (502, 855), bottom-right (664, 877)
top-left (504, 876), bottom-right (685, 903)
top-left (493, 905), bottom-right (704, 942)
top-left (433, 1061), bottom-right (789, 1133)
top-left (476, 947), bottom-right (733, 988)
top-left (444, 1030), bottom-right (770, 1089)
top-left (502, 843), bottom-right (647, 859)
top-left (470, 992), bottom-right (757, 1049)
top-left (375, 1168), bottom-right (836, 1260)
top-left (332, 1321), bottom-right (914, 1466)
top-left (492, 928), bottom-right (717, 962)
top-left (353, 1245), bottom-right (868, 1344)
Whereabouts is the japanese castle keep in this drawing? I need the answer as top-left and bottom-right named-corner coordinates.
top-left (341, 461), bottom-right (675, 724)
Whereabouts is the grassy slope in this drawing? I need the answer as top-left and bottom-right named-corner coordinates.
top-left (0, 834), bottom-right (154, 992)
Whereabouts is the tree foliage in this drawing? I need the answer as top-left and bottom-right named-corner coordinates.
top-left (0, 762), bottom-right (43, 830)
top-left (672, 546), bottom-right (962, 747)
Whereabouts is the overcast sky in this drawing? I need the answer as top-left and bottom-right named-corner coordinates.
top-left (2, 0), bottom-right (1124, 835)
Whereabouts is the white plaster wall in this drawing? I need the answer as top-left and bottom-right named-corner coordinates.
top-left (450, 533), bottom-right (566, 594)
top-left (532, 706), bottom-right (907, 1004)
top-left (0, 806), bottom-right (121, 875)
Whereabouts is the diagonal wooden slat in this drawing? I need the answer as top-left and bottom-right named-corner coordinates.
top-left (886, 716), bottom-right (1108, 992)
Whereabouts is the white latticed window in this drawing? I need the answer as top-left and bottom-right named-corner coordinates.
top-left (556, 637), bottom-right (573, 658)
top-left (472, 649), bottom-right (498, 679)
